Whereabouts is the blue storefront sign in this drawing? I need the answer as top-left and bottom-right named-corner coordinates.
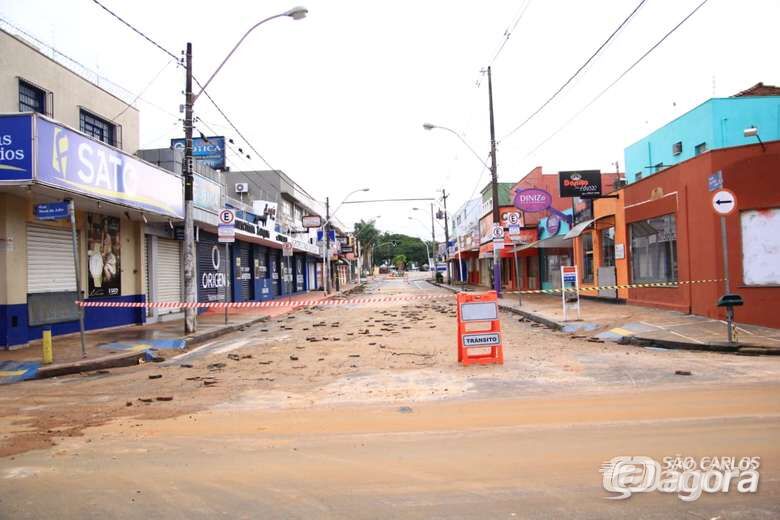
top-left (317, 229), bottom-right (336, 242)
top-left (36, 117), bottom-right (184, 218)
top-left (171, 136), bottom-right (226, 170)
top-left (34, 201), bottom-right (70, 220)
top-left (0, 114), bottom-right (33, 182)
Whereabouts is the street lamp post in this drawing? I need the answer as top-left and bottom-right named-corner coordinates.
top-left (322, 188), bottom-right (369, 294)
top-left (423, 66), bottom-right (502, 296)
top-left (182, 7), bottom-right (307, 333)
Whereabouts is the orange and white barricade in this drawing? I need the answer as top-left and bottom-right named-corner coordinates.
top-left (455, 291), bottom-right (504, 366)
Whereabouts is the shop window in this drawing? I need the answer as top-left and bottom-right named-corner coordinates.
top-left (281, 200), bottom-right (292, 217)
top-left (582, 232), bottom-right (594, 283)
top-left (629, 214), bottom-right (677, 283)
top-left (694, 142), bottom-right (707, 155)
top-left (740, 208), bottom-right (780, 285)
top-left (80, 109), bottom-right (115, 146)
top-left (600, 227), bottom-right (616, 267)
top-left (19, 80), bottom-right (46, 114)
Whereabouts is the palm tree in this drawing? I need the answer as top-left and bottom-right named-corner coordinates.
top-left (354, 219), bottom-right (381, 272)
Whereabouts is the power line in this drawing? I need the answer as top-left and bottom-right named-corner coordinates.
top-left (89, 0), bottom-right (278, 172)
top-left (487, 0), bottom-right (533, 67)
top-left (499, 0), bottom-right (648, 143)
top-left (524, 0), bottom-right (711, 159)
top-left (111, 58), bottom-right (175, 122)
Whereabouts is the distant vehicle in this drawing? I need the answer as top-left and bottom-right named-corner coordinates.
top-left (378, 265), bottom-right (389, 274)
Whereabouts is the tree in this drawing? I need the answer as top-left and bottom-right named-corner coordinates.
top-left (392, 254), bottom-right (407, 271)
top-left (354, 219), bottom-right (381, 271)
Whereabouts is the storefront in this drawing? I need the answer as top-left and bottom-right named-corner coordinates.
top-left (197, 230), bottom-right (227, 307)
top-left (144, 226), bottom-right (183, 320)
top-left (0, 113), bottom-right (183, 348)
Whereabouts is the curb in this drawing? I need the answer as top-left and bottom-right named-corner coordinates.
top-left (33, 284), bottom-right (367, 381)
top-left (429, 281), bottom-right (780, 356)
top-left (628, 335), bottom-right (779, 355)
top-left (427, 281), bottom-right (564, 331)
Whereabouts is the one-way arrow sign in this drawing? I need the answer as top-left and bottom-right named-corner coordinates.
top-left (711, 188), bottom-right (737, 216)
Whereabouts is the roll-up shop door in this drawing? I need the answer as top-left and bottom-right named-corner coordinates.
top-left (144, 235), bottom-right (153, 316)
top-left (307, 259), bottom-right (316, 290)
top-left (27, 224), bottom-right (77, 294)
top-left (269, 251), bottom-right (280, 297)
top-left (197, 233), bottom-right (226, 303)
top-left (236, 242), bottom-right (252, 301)
top-left (156, 238), bottom-right (182, 314)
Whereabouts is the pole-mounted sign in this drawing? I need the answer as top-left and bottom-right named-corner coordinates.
top-left (712, 189), bottom-right (737, 216)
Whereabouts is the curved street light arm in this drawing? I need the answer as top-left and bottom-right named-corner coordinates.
top-left (424, 124), bottom-right (492, 171)
top-left (194, 9), bottom-right (305, 102)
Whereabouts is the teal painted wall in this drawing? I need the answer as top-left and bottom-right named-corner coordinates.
top-left (624, 96), bottom-right (780, 183)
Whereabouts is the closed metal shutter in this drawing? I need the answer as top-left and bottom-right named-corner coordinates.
top-left (144, 235), bottom-right (152, 316)
top-left (237, 243), bottom-right (252, 301)
top-left (156, 238), bottom-right (182, 313)
top-left (27, 224), bottom-right (77, 293)
top-left (197, 233), bottom-right (226, 303)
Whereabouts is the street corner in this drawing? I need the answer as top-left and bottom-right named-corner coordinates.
top-left (0, 361), bottom-right (40, 385)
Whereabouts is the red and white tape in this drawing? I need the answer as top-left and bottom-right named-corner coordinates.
top-left (76, 294), bottom-right (451, 309)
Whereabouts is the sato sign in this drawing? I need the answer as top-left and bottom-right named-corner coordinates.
top-left (559, 170), bottom-right (601, 198)
top-left (0, 114), bottom-right (33, 182)
top-left (34, 201), bottom-right (70, 220)
top-left (171, 136), bottom-right (226, 170)
top-left (36, 117), bottom-right (184, 218)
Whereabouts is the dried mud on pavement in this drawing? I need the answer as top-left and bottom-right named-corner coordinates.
top-left (2, 279), bottom-right (780, 457)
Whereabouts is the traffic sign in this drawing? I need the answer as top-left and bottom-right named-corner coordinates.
top-left (462, 332), bottom-right (501, 348)
top-left (708, 170), bottom-right (723, 192)
top-left (491, 223), bottom-right (504, 240)
top-left (282, 242), bottom-right (294, 257)
top-left (218, 224), bottom-right (235, 243)
top-left (562, 265), bottom-right (577, 283)
top-left (508, 224), bottom-right (521, 242)
top-left (712, 189), bottom-right (737, 216)
top-left (219, 209), bottom-right (235, 225)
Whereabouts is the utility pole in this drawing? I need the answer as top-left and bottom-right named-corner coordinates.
top-left (487, 65), bottom-right (501, 296)
top-left (429, 203), bottom-right (437, 279)
top-left (183, 42), bottom-right (197, 333)
top-left (441, 189), bottom-right (451, 285)
top-left (324, 197), bottom-right (330, 294)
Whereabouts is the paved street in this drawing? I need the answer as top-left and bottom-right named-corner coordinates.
top-left (2, 272), bottom-right (780, 518)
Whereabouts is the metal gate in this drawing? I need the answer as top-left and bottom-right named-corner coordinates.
top-left (156, 238), bottom-right (182, 314)
top-left (235, 242), bottom-right (252, 301)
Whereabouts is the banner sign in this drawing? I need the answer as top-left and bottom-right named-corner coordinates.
top-left (547, 213), bottom-right (561, 236)
top-left (514, 188), bottom-right (552, 212)
top-left (302, 215), bottom-right (322, 228)
top-left (34, 201), bottom-right (70, 220)
top-left (36, 118), bottom-right (183, 218)
top-left (193, 174), bottom-right (222, 212)
top-left (0, 114), bottom-right (33, 182)
top-left (558, 170), bottom-right (601, 198)
top-left (87, 214), bottom-right (121, 297)
top-left (252, 200), bottom-right (278, 231)
top-left (171, 136), bottom-right (226, 170)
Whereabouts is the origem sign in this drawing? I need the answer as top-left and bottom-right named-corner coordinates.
top-left (0, 114), bottom-right (33, 182)
top-left (171, 136), bottom-right (226, 170)
top-left (36, 117), bottom-right (184, 218)
top-left (513, 188), bottom-right (552, 213)
top-left (558, 170), bottom-right (602, 198)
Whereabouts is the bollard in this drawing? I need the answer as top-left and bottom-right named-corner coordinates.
top-left (42, 327), bottom-right (53, 364)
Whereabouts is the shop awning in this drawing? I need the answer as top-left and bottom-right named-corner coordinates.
top-left (564, 218), bottom-right (596, 240)
top-left (515, 234), bottom-right (572, 251)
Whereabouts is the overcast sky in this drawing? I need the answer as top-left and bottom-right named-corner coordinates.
top-left (2, 0), bottom-right (779, 240)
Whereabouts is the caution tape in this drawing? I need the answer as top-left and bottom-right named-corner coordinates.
top-left (504, 278), bottom-right (724, 295)
top-left (76, 294), bottom-right (452, 309)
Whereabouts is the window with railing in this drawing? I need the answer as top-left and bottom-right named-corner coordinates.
top-left (19, 80), bottom-right (46, 114)
top-left (79, 109), bottom-right (115, 146)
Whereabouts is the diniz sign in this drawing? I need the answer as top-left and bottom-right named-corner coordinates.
top-left (558, 170), bottom-right (602, 198)
top-left (513, 188), bottom-right (552, 213)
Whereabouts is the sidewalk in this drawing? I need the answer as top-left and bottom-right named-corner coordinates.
top-left (0, 284), bottom-right (362, 383)
top-left (435, 282), bottom-right (780, 355)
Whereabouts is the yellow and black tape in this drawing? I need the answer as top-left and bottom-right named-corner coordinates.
top-left (504, 278), bottom-right (724, 295)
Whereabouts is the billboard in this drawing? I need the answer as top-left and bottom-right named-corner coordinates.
top-left (0, 114), bottom-right (33, 182)
top-left (37, 117), bottom-right (184, 218)
top-left (559, 170), bottom-right (602, 198)
top-left (171, 136), bottom-right (226, 170)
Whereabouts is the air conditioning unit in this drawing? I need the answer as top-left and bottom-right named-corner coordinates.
top-left (672, 141), bottom-right (683, 156)
top-left (235, 183), bottom-right (249, 193)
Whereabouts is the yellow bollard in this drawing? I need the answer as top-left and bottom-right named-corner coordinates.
top-left (42, 327), bottom-right (53, 364)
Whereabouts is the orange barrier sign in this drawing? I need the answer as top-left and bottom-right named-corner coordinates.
top-left (456, 291), bottom-right (504, 366)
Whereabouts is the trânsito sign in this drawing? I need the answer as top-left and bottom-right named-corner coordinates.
top-left (559, 170), bottom-right (602, 198)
